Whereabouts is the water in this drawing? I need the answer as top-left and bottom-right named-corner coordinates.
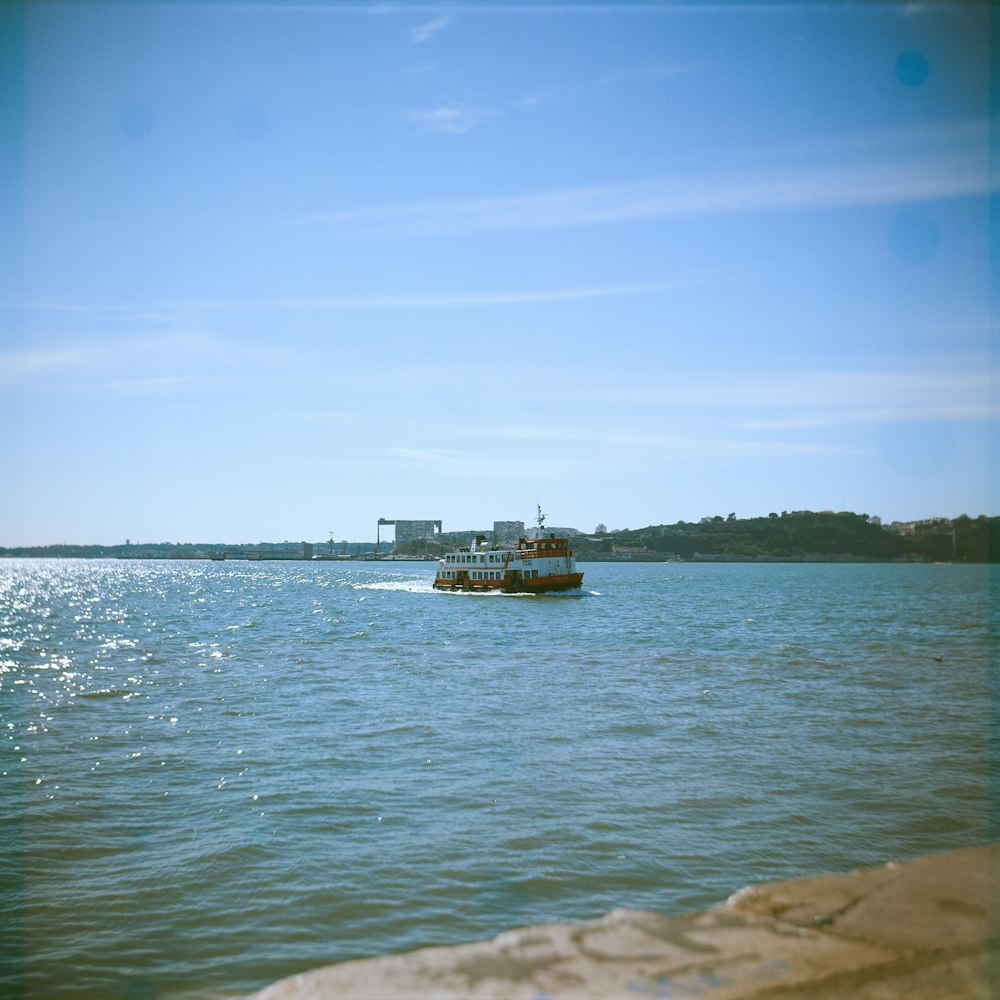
top-left (1, 559), bottom-right (995, 999)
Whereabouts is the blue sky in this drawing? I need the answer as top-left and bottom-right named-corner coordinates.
top-left (1, 1), bottom-right (995, 545)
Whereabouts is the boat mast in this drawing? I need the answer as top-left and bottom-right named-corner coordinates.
top-left (536, 503), bottom-right (546, 534)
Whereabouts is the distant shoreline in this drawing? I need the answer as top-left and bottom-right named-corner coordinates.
top-left (3, 510), bottom-right (995, 563)
top-left (0, 552), bottom-right (993, 565)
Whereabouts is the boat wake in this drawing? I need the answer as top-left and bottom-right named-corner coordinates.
top-left (354, 580), bottom-right (437, 594)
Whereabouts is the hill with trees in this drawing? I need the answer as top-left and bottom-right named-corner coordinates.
top-left (572, 512), bottom-right (996, 563)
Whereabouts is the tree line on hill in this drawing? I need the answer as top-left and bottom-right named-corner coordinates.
top-left (572, 511), bottom-right (996, 562)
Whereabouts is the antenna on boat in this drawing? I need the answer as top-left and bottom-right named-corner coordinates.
top-left (536, 502), bottom-right (546, 533)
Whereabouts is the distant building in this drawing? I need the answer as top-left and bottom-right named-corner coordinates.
top-left (493, 520), bottom-right (525, 545)
top-left (395, 520), bottom-right (442, 544)
top-left (378, 519), bottom-right (443, 550)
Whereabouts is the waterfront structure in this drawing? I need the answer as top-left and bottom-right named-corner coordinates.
top-left (492, 520), bottom-right (525, 546)
top-left (377, 518), bottom-right (443, 552)
top-left (247, 844), bottom-right (996, 1000)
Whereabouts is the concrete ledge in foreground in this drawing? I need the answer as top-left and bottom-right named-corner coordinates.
top-left (246, 843), bottom-right (998, 999)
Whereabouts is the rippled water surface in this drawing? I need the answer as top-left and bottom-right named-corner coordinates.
top-left (1, 559), bottom-right (995, 998)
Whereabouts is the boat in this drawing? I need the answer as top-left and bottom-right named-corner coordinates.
top-left (433, 506), bottom-right (583, 594)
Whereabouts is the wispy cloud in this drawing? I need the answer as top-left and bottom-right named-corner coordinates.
top-left (405, 80), bottom-right (562, 134)
top-left (444, 362), bottom-right (994, 465)
top-left (0, 332), bottom-right (211, 380)
top-left (737, 403), bottom-right (995, 431)
top-left (384, 446), bottom-right (587, 479)
top-left (598, 62), bottom-right (688, 87)
top-left (563, 365), bottom-right (997, 430)
top-left (512, 91), bottom-right (549, 109)
top-left (100, 375), bottom-right (225, 395)
top-left (386, 447), bottom-right (465, 465)
top-left (0, 281), bottom-right (695, 339)
top-left (309, 119), bottom-right (991, 236)
top-left (167, 280), bottom-right (693, 311)
top-left (408, 14), bottom-right (453, 44)
top-left (0, 330), bottom-right (308, 393)
top-left (297, 410), bottom-right (359, 426)
top-left (413, 428), bottom-right (858, 463)
top-left (404, 100), bottom-right (501, 134)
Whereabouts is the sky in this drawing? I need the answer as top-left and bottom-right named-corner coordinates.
top-left (1, 1), bottom-right (995, 546)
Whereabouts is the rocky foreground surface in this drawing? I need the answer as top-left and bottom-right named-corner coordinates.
top-left (247, 843), bottom-right (997, 999)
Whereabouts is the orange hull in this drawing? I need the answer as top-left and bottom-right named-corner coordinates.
top-left (433, 572), bottom-right (583, 594)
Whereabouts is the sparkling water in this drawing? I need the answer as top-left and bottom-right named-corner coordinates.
top-left (1, 559), bottom-right (994, 999)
